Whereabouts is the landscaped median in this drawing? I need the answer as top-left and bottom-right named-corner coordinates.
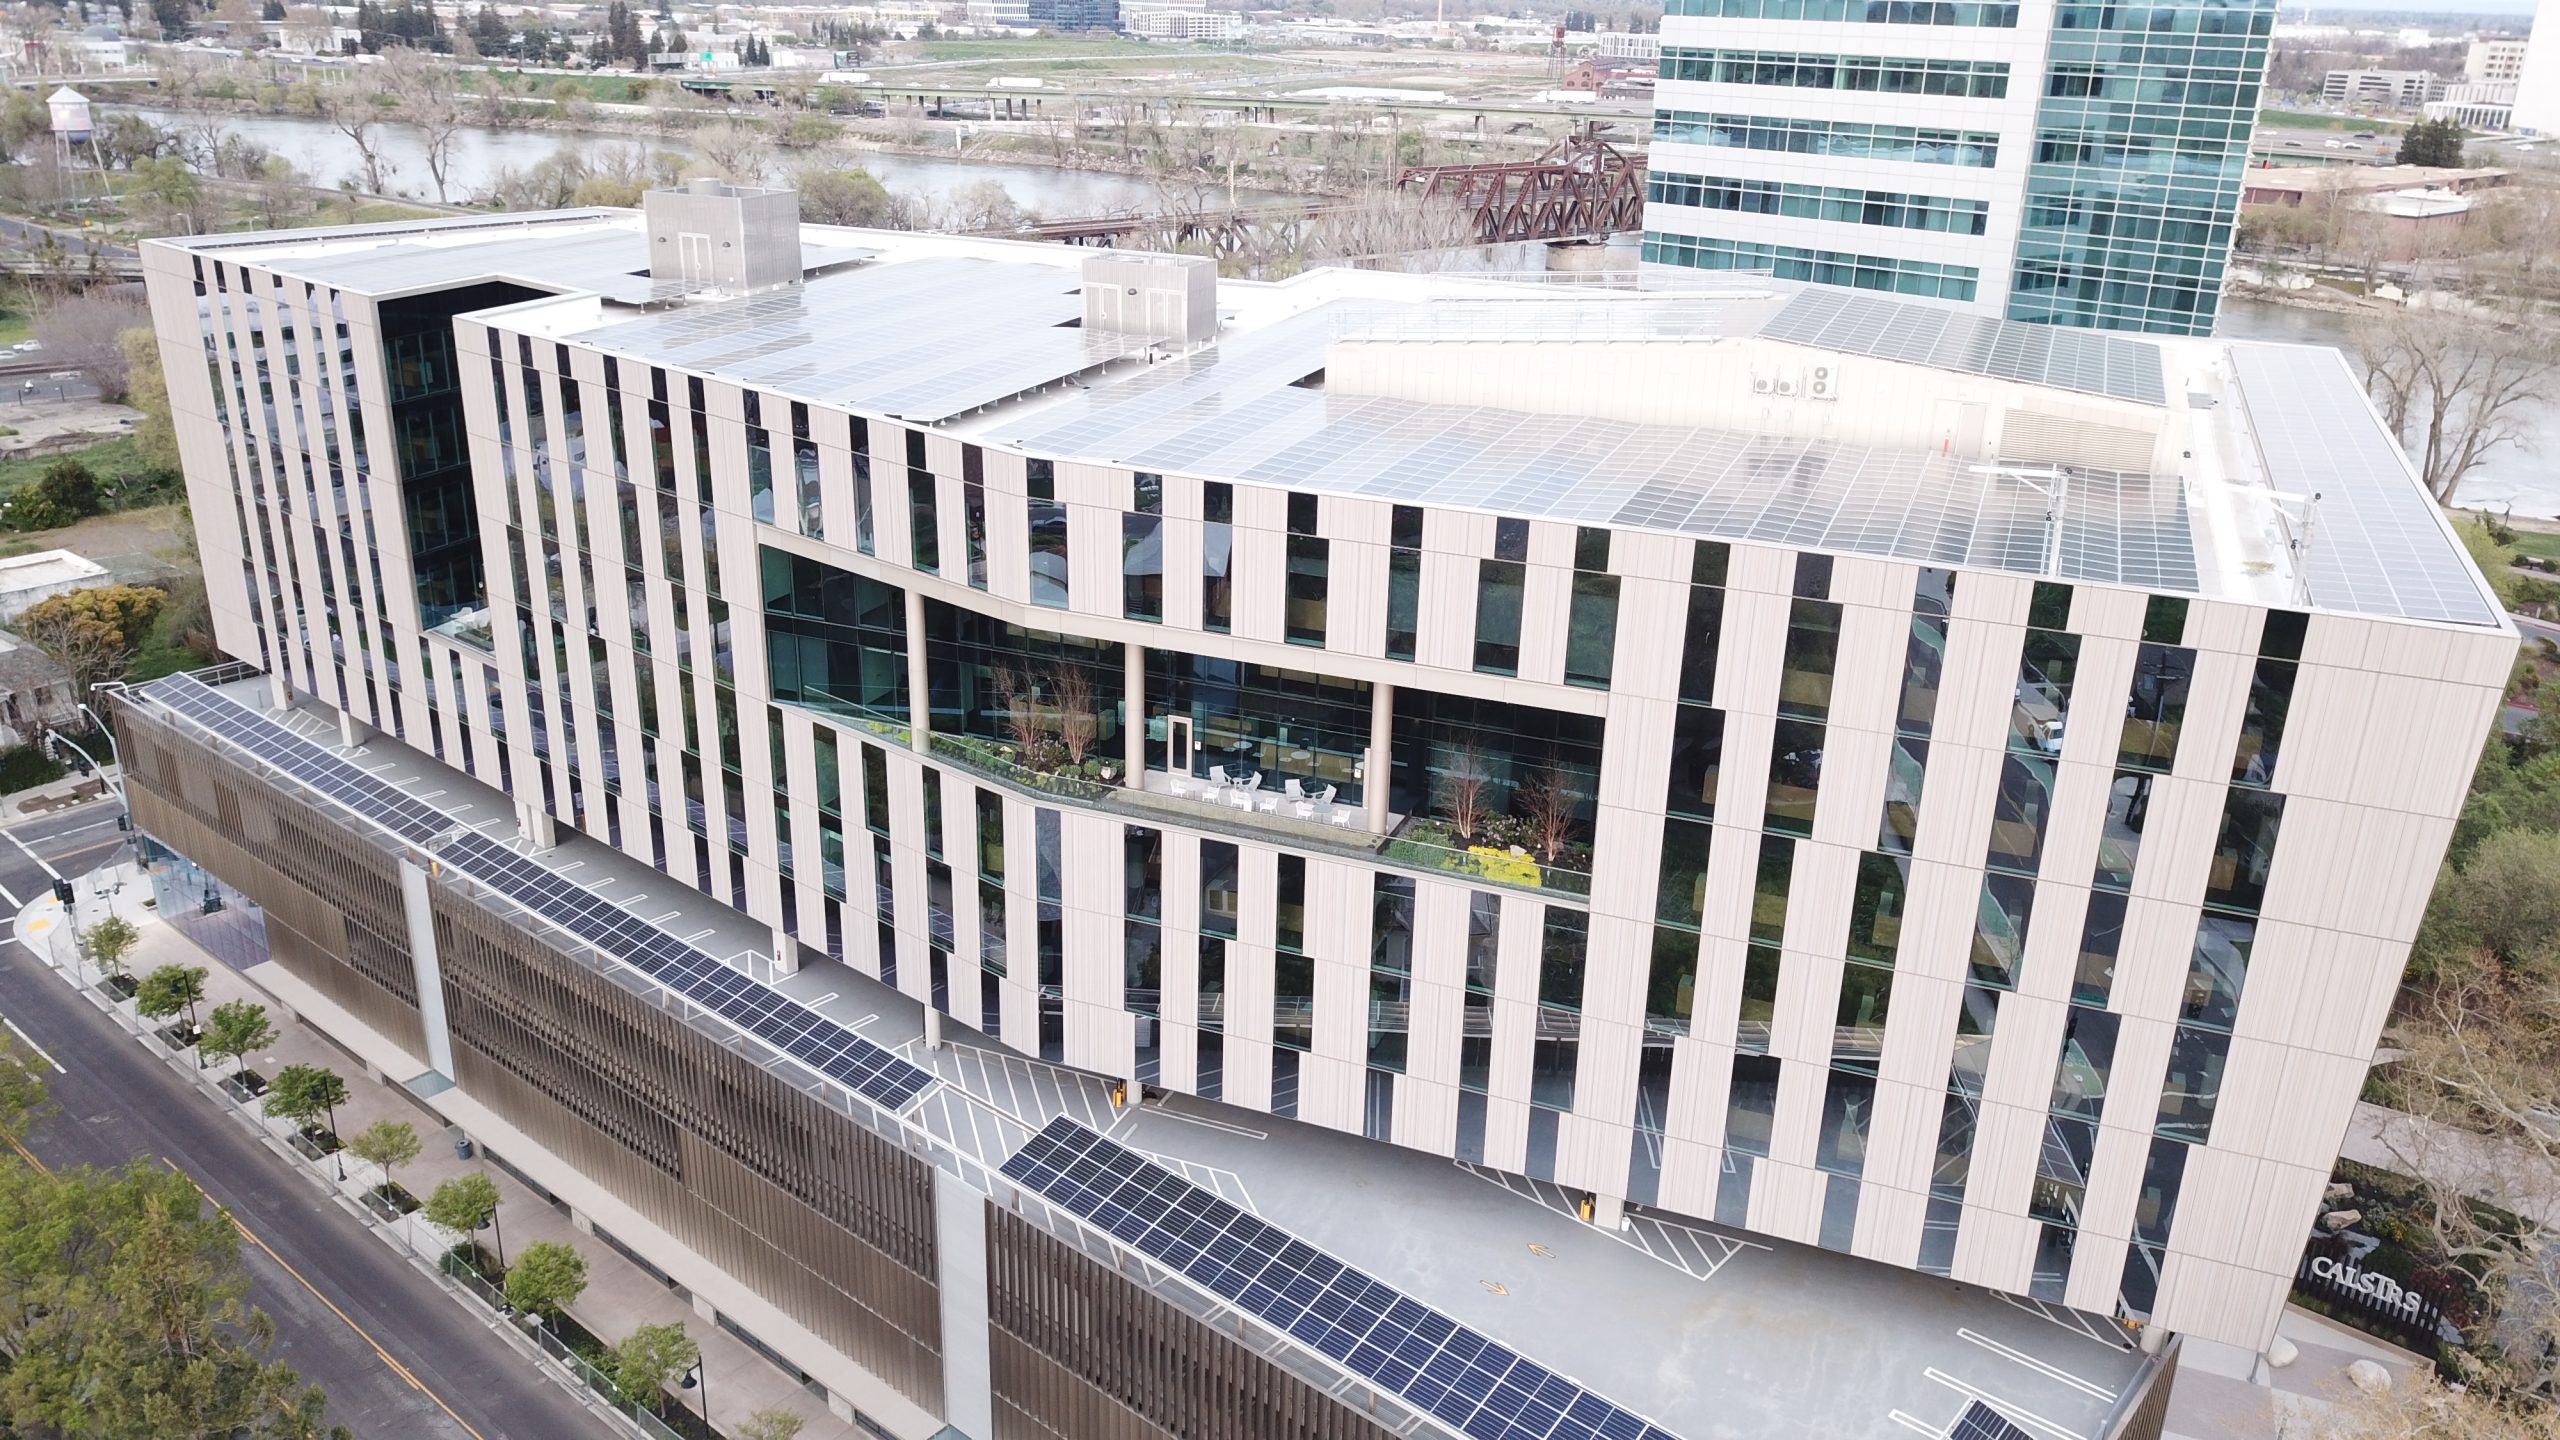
top-left (16, 857), bottom-right (840, 1440)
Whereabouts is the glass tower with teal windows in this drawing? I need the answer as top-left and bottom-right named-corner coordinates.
top-left (2005, 0), bottom-right (2276, 335)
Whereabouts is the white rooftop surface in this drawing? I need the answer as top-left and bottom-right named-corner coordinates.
top-left (0, 549), bottom-right (107, 594)
top-left (184, 676), bottom-right (2151, 1440)
top-left (167, 209), bottom-right (2504, 628)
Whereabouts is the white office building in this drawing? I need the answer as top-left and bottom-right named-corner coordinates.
top-left (132, 191), bottom-right (2509, 1440)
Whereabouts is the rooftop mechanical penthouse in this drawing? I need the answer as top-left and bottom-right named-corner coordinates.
top-left (132, 183), bottom-right (2512, 1440)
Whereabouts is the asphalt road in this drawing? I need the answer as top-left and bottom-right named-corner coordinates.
top-left (0, 798), bottom-right (615, 1440)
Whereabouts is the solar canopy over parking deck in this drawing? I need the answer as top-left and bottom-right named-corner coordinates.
top-left (139, 673), bottom-right (938, 1114)
top-left (1001, 1115), bottom-right (1676, 1440)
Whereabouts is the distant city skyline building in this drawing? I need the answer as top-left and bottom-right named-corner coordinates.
top-left (1640, 0), bottom-right (2280, 335)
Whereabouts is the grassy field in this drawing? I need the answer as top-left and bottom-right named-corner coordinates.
top-left (2507, 529), bottom-right (2560, 564)
top-left (0, 435), bottom-right (147, 495)
top-left (0, 295), bottom-right (28, 348)
top-left (2260, 108), bottom-right (2407, 134)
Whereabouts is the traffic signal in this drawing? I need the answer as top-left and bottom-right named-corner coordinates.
top-left (51, 880), bottom-right (71, 905)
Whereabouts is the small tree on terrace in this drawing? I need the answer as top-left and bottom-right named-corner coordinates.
top-left (135, 962), bottom-right (208, 1041)
top-left (78, 915), bottom-right (141, 983)
top-left (1517, 762), bottom-right (1585, 865)
top-left (504, 1240), bottom-right (588, 1328)
top-left (1049, 661), bottom-right (1099, 769)
top-left (734, 1409), bottom-right (806, 1440)
top-left (200, 999), bottom-right (275, 1082)
top-left (1433, 742), bottom-right (1493, 845)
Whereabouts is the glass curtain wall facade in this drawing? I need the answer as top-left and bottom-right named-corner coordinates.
top-left (2005, 0), bottom-right (2276, 334)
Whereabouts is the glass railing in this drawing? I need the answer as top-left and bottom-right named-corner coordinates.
top-left (917, 730), bottom-right (1594, 902)
top-left (781, 685), bottom-right (914, 749)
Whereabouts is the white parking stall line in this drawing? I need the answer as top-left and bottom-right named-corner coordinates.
top-left (1922, 1371), bottom-right (2086, 1440)
top-left (1957, 1329), bottom-right (2117, 1402)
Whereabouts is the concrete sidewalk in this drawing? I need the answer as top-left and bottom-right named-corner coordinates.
top-left (16, 857), bottom-right (861, 1440)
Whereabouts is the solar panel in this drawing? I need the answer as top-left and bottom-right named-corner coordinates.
top-left (2225, 342), bottom-right (2500, 629)
top-left (1949, 1400), bottom-right (2037, 1440)
top-left (1757, 288), bottom-right (2170, 407)
top-left (999, 1117), bottom-right (1678, 1440)
top-left (137, 674), bottom-right (937, 1114)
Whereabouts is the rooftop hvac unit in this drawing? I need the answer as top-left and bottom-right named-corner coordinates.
top-left (1809, 365), bottom-right (1837, 401)
top-left (1752, 375), bottom-right (1775, 395)
top-left (1775, 376), bottom-right (1799, 397)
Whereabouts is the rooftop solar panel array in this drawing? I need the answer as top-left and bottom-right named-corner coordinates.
top-left (1758, 288), bottom-right (2170, 407)
top-left (999, 1116), bottom-right (1675, 1440)
top-left (2226, 342), bottom-right (2501, 629)
top-left (996, 302), bottom-right (2201, 596)
top-left (137, 674), bottom-right (937, 1114)
top-left (579, 256), bottom-right (1159, 422)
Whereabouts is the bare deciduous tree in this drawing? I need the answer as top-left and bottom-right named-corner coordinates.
top-left (33, 291), bottom-right (148, 404)
top-left (1433, 743), bottom-right (1492, 845)
top-left (1518, 763), bottom-right (1584, 864)
top-left (318, 84), bottom-right (395, 196)
top-left (2353, 301), bottom-right (2560, 504)
top-left (1049, 663), bottom-right (1098, 768)
top-left (381, 48), bottom-right (470, 203)
top-left (692, 119), bottom-right (771, 185)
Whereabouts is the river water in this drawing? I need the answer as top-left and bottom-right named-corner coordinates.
top-left (116, 105), bottom-right (1247, 219)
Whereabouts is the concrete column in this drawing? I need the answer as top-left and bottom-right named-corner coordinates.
top-left (268, 668), bottom-right (292, 712)
top-left (770, 926), bottom-right (802, 978)
top-left (1365, 680), bottom-right (1394, 835)
top-left (337, 709), bottom-right (360, 750)
top-left (932, 1172), bottom-right (995, 1440)
top-left (904, 588), bottom-right (931, 743)
top-left (1591, 1192), bottom-right (1625, 1230)
top-left (1123, 640), bottom-right (1146, 787)
top-left (518, 802), bottom-right (558, 852)
top-left (398, 859), bottom-right (456, 1080)
top-left (924, 1004), bottom-right (944, 1051)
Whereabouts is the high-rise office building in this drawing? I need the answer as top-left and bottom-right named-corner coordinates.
top-left (1641, 0), bottom-right (2278, 334)
top-left (129, 191), bottom-right (2507, 1440)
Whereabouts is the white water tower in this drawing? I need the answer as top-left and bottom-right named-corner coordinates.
top-left (48, 87), bottom-right (92, 146)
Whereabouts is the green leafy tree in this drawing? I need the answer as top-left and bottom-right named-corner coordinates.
top-left (200, 999), bottom-right (275, 1082)
top-left (609, 1322), bottom-right (699, 1415)
top-left (502, 1240), bottom-right (588, 1327)
top-left (0, 1160), bottom-right (351, 1438)
top-left (423, 1171), bottom-right (503, 1266)
top-left (30, 460), bottom-right (101, 524)
top-left (134, 962), bottom-right (208, 1037)
top-left (793, 167), bottom-right (895, 226)
top-left (2397, 115), bottom-right (2468, 168)
top-left (77, 915), bottom-right (142, 982)
top-left (0, 1034), bottom-right (53, 1145)
top-left (261, 1063), bottom-right (349, 1139)
top-left (345, 1119), bottom-right (420, 1201)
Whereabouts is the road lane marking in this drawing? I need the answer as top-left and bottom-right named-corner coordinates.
top-left (0, 1013), bottom-right (64, 1073)
top-left (0, 828), bottom-right (60, 881)
top-left (157, 1157), bottom-right (492, 1440)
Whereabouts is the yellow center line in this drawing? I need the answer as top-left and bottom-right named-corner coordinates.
top-left (5, 1132), bottom-right (46, 1172)
top-left (156, 1157), bottom-right (491, 1440)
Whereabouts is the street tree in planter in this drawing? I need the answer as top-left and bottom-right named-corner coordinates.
top-left (200, 999), bottom-right (275, 1091)
top-left (262, 1063), bottom-right (350, 1174)
top-left (609, 1322), bottom-right (700, 1418)
top-left (503, 1240), bottom-right (588, 1330)
top-left (78, 915), bottom-right (141, 991)
top-left (135, 962), bottom-right (208, 1053)
top-left (423, 1170), bottom-right (504, 1271)
top-left (734, 1408), bottom-right (806, 1440)
top-left (346, 1118), bottom-right (421, 1213)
